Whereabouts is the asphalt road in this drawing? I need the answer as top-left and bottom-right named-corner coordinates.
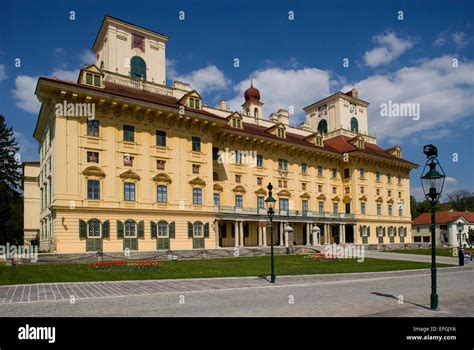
top-left (1, 267), bottom-right (473, 317)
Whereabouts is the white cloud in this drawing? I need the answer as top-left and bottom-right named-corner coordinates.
top-left (364, 32), bottom-right (414, 68)
top-left (228, 67), bottom-right (333, 125)
top-left (80, 50), bottom-right (96, 65)
top-left (13, 131), bottom-right (37, 161)
top-left (51, 69), bottom-right (79, 82)
top-left (166, 59), bottom-right (178, 79)
top-left (172, 65), bottom-right (229, 93)
top-left (452, 32), bottom-right (468, 48)
top-left (344, 56), bottom-right (474, 144)
top-left (12, 75), bottom-right (40, 113)
top-left (0, 64), bottom-right (6, 81)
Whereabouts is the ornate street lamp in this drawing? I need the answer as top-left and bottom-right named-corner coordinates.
top-left (420, 144), bottom-right (446, 310)
top-left (265, 183), bottom-right (277, 283)
top-left (457, 221), bottom-right (465, 266)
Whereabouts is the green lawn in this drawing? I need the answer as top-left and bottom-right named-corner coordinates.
top-left (382, 248), bottom-right (456, 257)
top-left (0, 255), bottom-right (450, 286)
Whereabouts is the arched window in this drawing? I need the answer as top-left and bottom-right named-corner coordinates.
top-left (88, 219), bottom-right (101, 238)
top-left (158, 221), bottom-right (168, 237)
top-left (130, 56), bottom-right (147, 80)
top-left (193, 222), bottom-right (204, 237)
top-left (124, 220), bottom-right (137, 237)
top-left (317, 119), bottom-right (328, 134)
top-left (254, 108), bottom-right (259, 118)
top-left (351, 117), bottom-right (359, 132)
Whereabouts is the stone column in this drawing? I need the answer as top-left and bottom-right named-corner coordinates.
top-left (234, 221), bottom-right (239, 247)
top-left (326, 224), bottom-right (330, 244)
top-left (284, 223), bottom-right (289, 247)
top-left (341, 224), bottom-right (345, 244)
top-left (306, 223), bottom-right (311, 246)
top-left (262, 226), bottom-right (267, 246)
top-left (279, 222), bottom-right (284, 246)
top-left (215, 221), bottom-right (220, 248)
top-left (239, 221), bottom-right (244, 247)
top-left (257, 224), bottom-right (261, 246)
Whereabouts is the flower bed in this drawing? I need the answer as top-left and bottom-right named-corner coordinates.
top-left (304, 253), bottom-right (341, 261)
top-left (89, 260), bottom-right (161, 270)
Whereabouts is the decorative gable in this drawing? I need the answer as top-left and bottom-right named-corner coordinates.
top-left (179, 90), bottom-right (202, 110)
top-left (78, 64), bottom-right (105, 88)
top-left (227, 112), bottom-right (243, 129)
top-left (386, 146), bottom-right (402, 158)
top-left (304, 131), bottom-right (324, 147)
top-left (265, 123), bottom-right (286, 138)
top-left (349, 135), bottom-right (365, 149)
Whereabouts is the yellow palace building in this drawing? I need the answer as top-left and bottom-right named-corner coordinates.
top-left (23, 16), bottom-right (418, 254)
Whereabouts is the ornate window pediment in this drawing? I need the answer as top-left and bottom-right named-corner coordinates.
top-left (189, 177), bottom-right (206, 187)
top-left (213, 184), bottom-right (223, 192)
top-left (317, 194), bottom-right (326, 200)
top-left (359, 194), bottom-right (368, 201)
top-left (83, 166), bottom-right (106, 178)
top-left (300, 192), bottom-right (311, 199)
top-left (343, 195), bottom-right (352, 202)
top-left (120, 170), bottom-right (140, 180)
top-left (332, 195), bottom-right (340, 202)
top-left (233, 185), bottom-right (246, 193)
top-left (376, 196), bottom-right (384, 203)
top-left (153, 172), bottom-right (172, 184)
top-left (277, 189), bottom-right (291, 197)
top-left (254, 187), bottom-right (267, 196)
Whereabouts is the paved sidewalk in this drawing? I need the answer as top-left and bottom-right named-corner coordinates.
top-left (0, 266), bottom-right (469, 305)
top-left (366, 251), bottom-right (459, 265)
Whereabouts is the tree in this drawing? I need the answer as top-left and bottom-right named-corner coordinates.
top-left (0, 115), bottom-right (23, 245)
top-left (446, 190), bottom-right (474, 211)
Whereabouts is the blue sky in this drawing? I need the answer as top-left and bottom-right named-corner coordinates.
top-left (0, 0), bottom-right (473, 200)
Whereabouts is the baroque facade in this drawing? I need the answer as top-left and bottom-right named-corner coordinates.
top-left (24, 16), bottom-right (418, 253)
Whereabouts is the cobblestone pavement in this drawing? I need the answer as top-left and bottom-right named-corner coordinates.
top-left (0, 266), bottom-right (470, 305)
top-left (365, 251), bottom-right (459, 265)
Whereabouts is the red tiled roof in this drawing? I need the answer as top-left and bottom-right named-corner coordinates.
top-left (413, 212), bottom-right (474, 225)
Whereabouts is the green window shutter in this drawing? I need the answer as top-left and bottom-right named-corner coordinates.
top-left (79, 219), bottom-right (87, 240)
top-left (117, 220), bottom-right (124, 239)
top-left (383, 227), bottom-right (386, 236)
top-left (188, 222), bottom-right (193, 238)
top-left (169, 222), bottom-right (175, 239)
top-left (151, 222), bottom-right (157, 239)
top-left (204, 223), bottom-right (209, 238)
top-left (138, 221), bottom-right (145, 239)
top-left (367, 226), bottom-right (371, 237)
top-left (102, 220), bottom-right (110, 239)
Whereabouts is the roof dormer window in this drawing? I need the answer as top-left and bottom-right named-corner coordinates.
top-left (189, 97), bottom-right (201, 109)
top-left (277, 127), bottom-right (285, 138)
top-left (232, 118), bottom-right (242, 128)
top-left (80, 64), bottom-right (104, 88)
top-left (86, 73), bottom-right (101, 87)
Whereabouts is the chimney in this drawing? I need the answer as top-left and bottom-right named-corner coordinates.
top-left (217, 99), bottom-right (227, 111)
top-left (351, 88), bottom-right (358, 98)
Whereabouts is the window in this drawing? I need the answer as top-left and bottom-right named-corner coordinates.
top-left (377, 203), bottom-right (382, 215)
top-left (93, 75), bottom-right (101, 87)
top-left (416, 226), bottom-right (420, 233)
top-left (278, 180), bottom-right (282, 187)
top-left (88, 220), bottom-right (101, 238)
top-left (257, 154), bottom-right (263, 167)
top-left (277, 128), bottom-right (285, 138)
top-left (235, 151), bottom-right (243, 164)
top-left (156, 130), bottom-right (166, 147)
top-left (280, 198), bottom-right (289, 211)
top-left (123, 155), bottom-right (134, 166)
top-left (302, 162), bottom-right (307, 174)
top-left (192, 136), bottom-right (201, 152)
top-left (345, 187), bottom-right (350, 194)
top-left (333, 202), bottom-right (339, 214)
top-left (212, 147), bottom-right (219, 161)
top-left (192, 164), bottom-right (200, 174)
top-left (157, 185), bottom-right (167, 203)
top-left (87, 151), bottom-right (99, 163)
top-left (332, 186), bottom-right (337, 194)
top-left (361, 202), bottom-right (366, 214)
top-left (123, 125), bottom-right (135, 142)
top-left (130, 54), bottom-right (146, 79)
top-left (388, 204), bottom-right (393, 216)
top-left (232, 118), bottom-right (241, 128)
top-left (318, 184), bottom-right (323, 192)
top-left (350, 117), bottom-right (359, 132)
top-left (86, 73), bottom-right (92, 85)
top-left (124, 183), bottom-right (136, 201)
top-left (189, 97), bottom-right (201, 109)
top-left (158, 221), bottom-right (168, 237)
top-left (213, 172), bottom-right (218, 181)
top-left (319, 201), bottom-right (324, 213)
top-left (278, 158), bottom-right (288, 171)
top-left (87, 180), bottom-right (100, 200)
top-left (302, 200), bottom-right (308, 215)
top-left (283, 181), bottom-right (288, 188)
top-left (345, 202), bottom-right (351, 214)
top-left (398, 192), bottom-right (402, 198)
top-left (344, 168), bottom-right (350, 179)
top-left (302, 183), bottom-right (307, 191)
top-left (193, 222), bottom-right (203, 237)
top-left (124, 220), bottom-right (136, 237)
top-left (317, 119), bottom-right (328, 134)
top-left (87, 120), bottom-right (99, 137)
top-left (388, 190), bottom-right (392, 197)
top-left (235, 194), bottom-right (243, 208)
top-left (235, 174), bottom-right (241, 183)
top-left (360, 187), bottom-right (365, 194)
top-left (257, 177), bottom-right (263, 186)
top-left (360, 168), bottom-right (365, 178)
top-left (193, 188), bottom-right (202, 205)
top-left (376, 188), bottom-right (380, 196)
top-left (317, 165), bottom-right (323, 177)
top-left (399, 206), bottom-right (403, 216)
top-left (213, 193), bottom-right (220, 207)
top-left (398, 175), bottom-right (402, 185)
top-left (257, 196), bottom-right (264, 209)
top-left (332, 168), bottom-right (337, 179)
top-left (156, 160), bottom-right (166, 170)
top-left (376, 171), bottom-right (381, 182)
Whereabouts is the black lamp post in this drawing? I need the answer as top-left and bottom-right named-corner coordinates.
top-left (420, 144), bottom-right (446, 310)
top-left (457, 221), bottom-right (465, 266)
top-left (265, 183), bottom-right (277, 283)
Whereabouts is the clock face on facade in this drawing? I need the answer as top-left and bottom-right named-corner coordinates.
top-left (350, 103), bottom-right (357, 114)
top-left (318, 105), bottom-right (327, 118)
